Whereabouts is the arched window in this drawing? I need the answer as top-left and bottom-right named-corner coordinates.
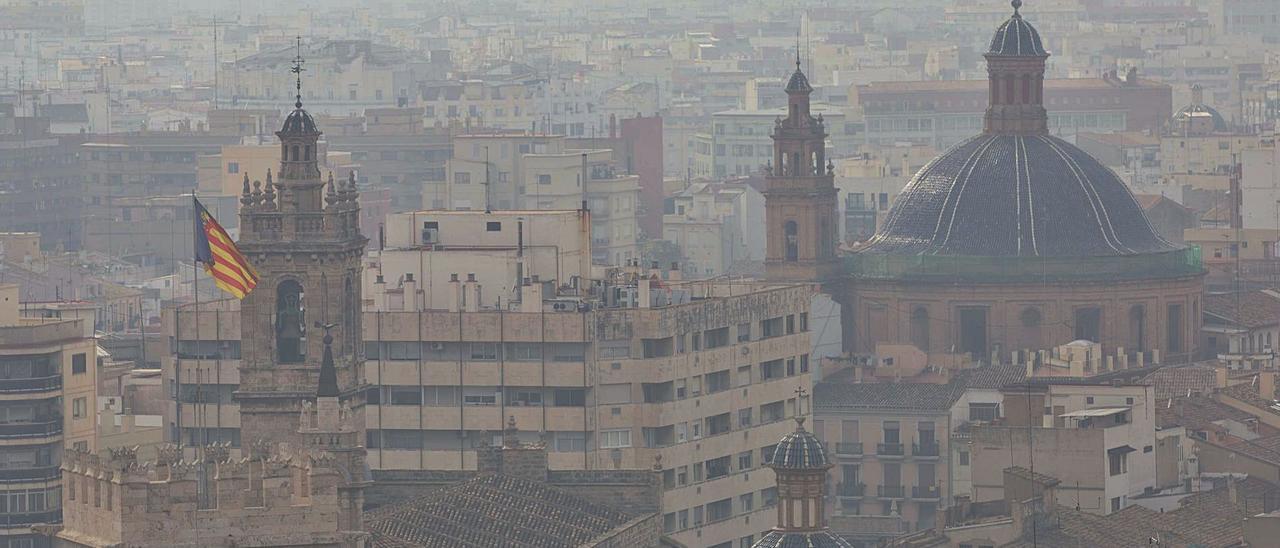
top-left (344, 277), bottom-right (357, 355)
top-left (1129, 305), bottom-right (1146, 352)
top-left (291, 145), bottom-right (300, 162)
top-left (276, 280), bottom-right (306, 363)
top-left (784, 221), bottom-right (799, 262)
top-left (304, 145), bottom-right (313, 161)
top-left (909, 306), bottom-right (930, 352)
top-left (1019, 307), bottom-right (1043, 350)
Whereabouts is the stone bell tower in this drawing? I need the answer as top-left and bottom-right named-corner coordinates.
top-left (235, 39), bottom-right (368, 450)
top-left (764, 55), bottom-right (839, 283)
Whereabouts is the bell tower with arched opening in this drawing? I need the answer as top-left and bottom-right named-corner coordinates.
top-left (235, 39), bottom-right (368, 450)
top-left (764, 57), bottom-right (839, 282)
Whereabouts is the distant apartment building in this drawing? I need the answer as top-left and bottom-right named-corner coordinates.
top-left (969, 380), bottom-right (1158, 515)
top-left (662, 180), bottom-right (764, 277)
top-left (692, 104), bottom-right (852, 178)
top-left (854, 72), bottom-right (1172, 149)
top-left (0, 120), bottom-right (82, 251)
top-left (0, 284), bottom-right (99, 547)
top-left (1208, 0), bottom-right (1280, 43)
top-left (224, 40), bottom-right (441, 116)
top-left (434, 133), bottom-right (640, 265)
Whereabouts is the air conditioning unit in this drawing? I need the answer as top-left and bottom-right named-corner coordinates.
top-left (430, 342), bottom-right (445, 351)
top-left (421, 227), bottom-right (438, 244)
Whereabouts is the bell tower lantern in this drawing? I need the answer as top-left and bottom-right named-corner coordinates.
top-left (764, 57), bottom-right (839, 282)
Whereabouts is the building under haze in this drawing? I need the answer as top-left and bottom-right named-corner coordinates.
top-left (799, 1), bottom-right (1207, 365)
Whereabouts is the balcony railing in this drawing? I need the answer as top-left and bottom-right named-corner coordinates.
top-left (0, 509), bottom-right (60, 527)
top-left (877, 485), bottom-right (906, 498)
top-left (836, 442), bottom-right (863, 456)
top-left (0, 420), bottom-right (62, 439)
top-left (0, 465), bottom-right (60, 483)
top-left (837, 482), bottom-right (866, 497)
top-left (877, 442), bottom-right (904, 456)
top-left (912, 485), bottom-right (941, 499)
top-left (912, 441), bottom-right (940, 457)
top-left (0, 375), bottom-right (62, 393)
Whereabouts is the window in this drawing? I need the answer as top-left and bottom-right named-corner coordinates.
top-left (705, 327), bottom-right (729, 349)
top-left (761, 401), bottom-right (785, 423)
top-left (554, 431), bottom-right (586, 452)
top-left (227, 162), bottom-right (239, 174)
top-left (706, 370), bottom-right (730, 393)
top-left (552, 389), bottom-right (586, 407)
top-left (800, 354), bottom-right (810, 373)
top-left (454, 172), bottom-right (471, 184)
top-left (706, 413), bottom-right (731, 436)
top-left (959, 451), bottom-right (970, 465)
top-left (761, 359), bottom-right (784, 380)
top-left (486, 221), bottom-right (501, 232)
top-left (463, 391), bottom-right (497, 406)
top-left (506, 343), bottom-right (542, 361)
top-left (469, 343), bottom-right (498, 361)
top-left (72, 353), bottom-right (86, 374)
top-left (72, 397), bottom-right (86, 419)
top-left (969, 403), bottom-right (999, 422)
top-left (708, 498), bottom-right (732, 521)
top-left (601, 429), bottom-right (632, 448)
top-left (738, 450), bottom-right (753, 470)
top-left (737, 323), bottom-right (751, 342)
top-left (1111, 496), bottom-right (1122, 512)
top-left (1109, 450), bottom-right (1127, 476)
top-left (388, 386), bottom-right (422, 405)
top-left (786, 315), bottom-right (796, 334)
top-left (538, 174), bottom-right (552, 185)
top-left (705, 455), bottom-right (730, 480)
top-left (761, 317), bottom-right (784, 338)
top-left (761, 487), bottom-right (778, 506)
top-left (739, 408), bottom-right (753, 428)
top-left (737, 365), bottom-right (752, 387)
top-left (800, 313), bottom-right (809, 331)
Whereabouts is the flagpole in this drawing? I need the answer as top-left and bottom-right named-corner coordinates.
top-left (190, 193), bottom-right (202, 458)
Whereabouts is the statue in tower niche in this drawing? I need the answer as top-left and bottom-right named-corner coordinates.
top-left (276, 281), bottom-right (306, 363)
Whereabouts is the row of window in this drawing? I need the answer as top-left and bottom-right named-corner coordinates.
top-left (662, 487), bottom-right (777, 534)
top-left (367, 386), bottom-right (586, 407)
top-left (639, 314), bottom-right (808, 359)
top-left (365, 429), bottom-right (588, 452)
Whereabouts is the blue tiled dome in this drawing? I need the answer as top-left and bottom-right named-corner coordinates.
top-left (771, 422), bottom-right (828, 469)
top-left (281, 107), bottom-right (318, 135)
top-left (988, 1), bottom-right (1046, 57)
top-left (861, 134), bottom-right (1178, 257)
top-left (785, 66), bottom-right (812, 93)
top-left (753, 530), bottom-right (853, 548)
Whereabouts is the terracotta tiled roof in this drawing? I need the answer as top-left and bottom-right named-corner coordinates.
top-left (365, 474), bottom-right (637, 548)
top-left (1156, 396), bottom-right (1258, 432)
top-left (1142, 364), bottom-right (1218, 401)
top-left (1203, 291), bottom-right (1280, 328)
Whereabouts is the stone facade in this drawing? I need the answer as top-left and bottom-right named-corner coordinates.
top-left (234, 96), bottom-right (368, 450)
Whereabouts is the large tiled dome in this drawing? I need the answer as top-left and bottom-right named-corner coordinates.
top-left (860, 133), bottom-right (1179, 257)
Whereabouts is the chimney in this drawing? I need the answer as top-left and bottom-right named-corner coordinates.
top-left (464, 273), bottom-right (481, 312)
top-left (520, 278), bottom-right (542, 313)
top-left (447, 273), bottom-right (462, 312)
top-left (1216, 366), bottom-right (1229, 389)
top-left (1260, 371), bottom-right (1276, 402)
top-left (402, 273), bottom-right (417, 312)
top-left (638, 275), bottom-right (651, 309)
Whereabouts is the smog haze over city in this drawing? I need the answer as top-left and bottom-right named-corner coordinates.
top-left (0, 0), bottom-right (1277, 546)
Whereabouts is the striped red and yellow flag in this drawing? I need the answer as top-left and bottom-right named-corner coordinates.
top-left (193, 197), bottom-right (259, 299)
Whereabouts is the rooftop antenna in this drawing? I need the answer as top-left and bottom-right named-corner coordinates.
top-left (290, 36), bottom-right (305, 109)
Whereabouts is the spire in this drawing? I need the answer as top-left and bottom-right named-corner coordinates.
top-left (793, 386), bottom-right (808, 431)
top-left (317, 323), bottom-right (339, 398)
top-left (291, 36), bottom-right (305, 110)
top-left (1012, 0), bottom-right (1022, 17)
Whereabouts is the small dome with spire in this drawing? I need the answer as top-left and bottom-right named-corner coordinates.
top-left (770, 417), bottom-right (828, 469)
top-left (281, 108), bottom-right (318, 135)
top-left (988, 0), bottom-right (1047, 57)
top-left (785, 57), bottom-right (813, 94)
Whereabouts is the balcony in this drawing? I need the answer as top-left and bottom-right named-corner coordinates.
top-left (837, 482), bottom-right (866, 498)
top-left (0, 509), bottom-right (60, 527)
top-left (0, 420), bottom-right (62, 439)
top-left (877, 485), bottom-right (906, 499)
top-left (835, 442), bottom-right (863, 457)
top-left (912, 485), bottom-right (941, 500)
top-left (912, 441), bottom-right (940, 458)
top-left (0, 375), bottom-right (61, 394)
top-left (0, 465), bottom-right (60, 483)
top-left (876, 442), bottom-right (904, 457)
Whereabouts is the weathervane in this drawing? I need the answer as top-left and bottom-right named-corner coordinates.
top-left (291, 36), bottom-right (305, 109)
